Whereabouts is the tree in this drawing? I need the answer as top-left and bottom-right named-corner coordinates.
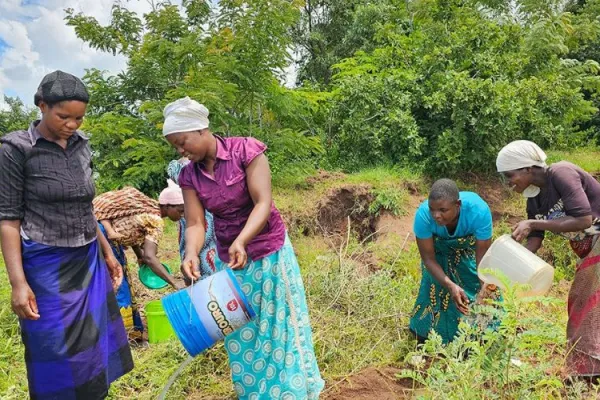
top-left (66, 0), bottom-right (323, 194)
top-left (323, 0), bottom-right (600, 174)
top-left (0, 96), bottom-right (39, 135)
top-left (293, 0), bottom-right (410, 86)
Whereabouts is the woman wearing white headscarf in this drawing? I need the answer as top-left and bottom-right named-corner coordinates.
top-left (497, 140), bottom-right (600, 378)
top-left (162, 97), bottom-right (324, 399)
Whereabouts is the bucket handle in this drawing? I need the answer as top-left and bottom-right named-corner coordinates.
top-left (189, 276), bottom-right (195, 325)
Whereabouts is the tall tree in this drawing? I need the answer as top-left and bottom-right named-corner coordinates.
top-left (293, 0), bottom-right (410, 86)
top-left (65, 0), bottom-right (323, 193)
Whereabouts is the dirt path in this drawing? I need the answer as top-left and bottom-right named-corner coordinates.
top-left (375, 192), bottom-right (424, 247)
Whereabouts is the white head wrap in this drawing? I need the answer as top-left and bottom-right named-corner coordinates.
top-left (496, 140), bottom-right (547, 198)
top-left (158, 179), bottom-right (184, 205)
top-left (162, 96), bottom-right (209, 136)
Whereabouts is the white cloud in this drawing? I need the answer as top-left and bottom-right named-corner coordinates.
top-left (0, 0), bottom-right (25, 17)
top-left (0, 0), bottom-right (180, 110)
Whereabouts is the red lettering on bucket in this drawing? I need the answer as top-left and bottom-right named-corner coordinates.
top-left (227, 299), bottom-right (239, 312)
top-left (207, 300), bottom-right (234, 336)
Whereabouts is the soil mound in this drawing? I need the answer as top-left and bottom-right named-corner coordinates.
top-left (315, 185), bottom-right (379, 241)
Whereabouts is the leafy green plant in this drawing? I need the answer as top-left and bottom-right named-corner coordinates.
top-left (0, 96), bottom-right (39, 135)
top-left (398, 271), bottom-right (572, 399)
top-left (368, 187), bottom-right (408, 216)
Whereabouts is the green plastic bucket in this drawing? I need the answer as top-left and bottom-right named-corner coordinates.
top-left (146, 300), bottom-right (175, 343)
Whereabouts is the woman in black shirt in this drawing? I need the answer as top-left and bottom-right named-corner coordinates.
top-left (0, 71), bottom-right (133, 399)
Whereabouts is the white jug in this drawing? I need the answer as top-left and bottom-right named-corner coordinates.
top-left (478, 234), bottom-right (554, 297)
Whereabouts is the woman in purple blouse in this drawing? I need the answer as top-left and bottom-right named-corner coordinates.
top-left (162, 97), bottom-right (324, 399)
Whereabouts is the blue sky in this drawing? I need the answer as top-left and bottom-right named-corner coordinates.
top-left (0, 38), bottom-right (7, 57)
top-left (0, 0), bottom-right (175, 110)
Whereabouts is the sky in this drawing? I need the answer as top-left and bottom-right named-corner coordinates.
top-left (0, 0), bottom-right (180, 110)
top-left (0, 0), bottom-right (297, 111)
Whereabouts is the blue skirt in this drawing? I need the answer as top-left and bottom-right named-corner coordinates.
top-left (98, 223), bottom-right (144, 335)
top-left (20, 239), bottom-right (133, 399)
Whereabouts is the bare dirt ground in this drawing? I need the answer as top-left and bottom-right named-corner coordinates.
top-left (323, 367), bottom-right (420, 400)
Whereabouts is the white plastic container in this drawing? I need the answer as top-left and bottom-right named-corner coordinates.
top-left (478, 234), bottom-right (554, 297)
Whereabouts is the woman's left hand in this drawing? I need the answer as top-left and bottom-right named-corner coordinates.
top-left (228, 239), bottom-right (248, 270)
top-left (512, 220), bottom-right (532, 242)
top-left (105, 255), bottom-right (123, 290)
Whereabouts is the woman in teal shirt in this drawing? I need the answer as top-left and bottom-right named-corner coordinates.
top-left (409, 179), bottom-right (493, 344)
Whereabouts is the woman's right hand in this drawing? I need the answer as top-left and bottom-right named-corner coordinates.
top-left (181, 254), bottom-right (201, 281)
top-left (512, 220), bottom-right (533, 242)
top-left (11, 283), bottom-right (40, 320)
top-left (448, 283), bottom-right (470, 315)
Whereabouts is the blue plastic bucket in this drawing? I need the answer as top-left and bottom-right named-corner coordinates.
top-left (161, 268), bottom-right (256, 356)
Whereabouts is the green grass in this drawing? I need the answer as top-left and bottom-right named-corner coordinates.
top-left (547, 147), bottom-right (600, 173)
top-left (0, 267), bottom-right (27, 399)
top-left (1, 165), bottom-right (599, 399)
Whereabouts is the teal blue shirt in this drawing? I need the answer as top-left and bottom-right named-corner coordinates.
top-left (413, 191), bottom-right (492, 240)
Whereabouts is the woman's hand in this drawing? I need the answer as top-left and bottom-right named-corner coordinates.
top-left (181, 254), bottom-right (201, 281)
top-left (228, 239), bottom-right (248, 270)
top-left (512, 220), bottom-right (532, 242)
top-left (105, 255), bottom-right (123, 290)
top-left (447, 283), bottom-right (470, 315)
top-left (174, 280), bottom-right (186, 290)
top-left (11, 283), bottom-right (40, 320)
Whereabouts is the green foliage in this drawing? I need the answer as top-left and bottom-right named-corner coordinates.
top-left (82, 112), bottom-right (176, 194)
top-left (65, 1), bottom-right (323, 194)
top-left (327, 64), bottom-right (423, 170)
top-left (65, 5), bottom-right (143, 56)
top-left (0, 97), bottom-right (39, 135)
top-left (398, 274), bottom-right (577, 399)
top-left (293, 0), bottom-right (409, 85)
top-left (541, 234), bottom-right (579, 282)
top-left (368, 186), bottom-right (408, 216)
top-left (298, 0), bottom-right (600, 175)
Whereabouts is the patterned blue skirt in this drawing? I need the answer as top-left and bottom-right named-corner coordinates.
top-left (19, 239), bottom-right (133, 399)
top-left (220, 235), bottom-right (324, 399)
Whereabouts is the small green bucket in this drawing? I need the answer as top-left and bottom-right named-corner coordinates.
top-left (145, 300), bottom-right (175, 343)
